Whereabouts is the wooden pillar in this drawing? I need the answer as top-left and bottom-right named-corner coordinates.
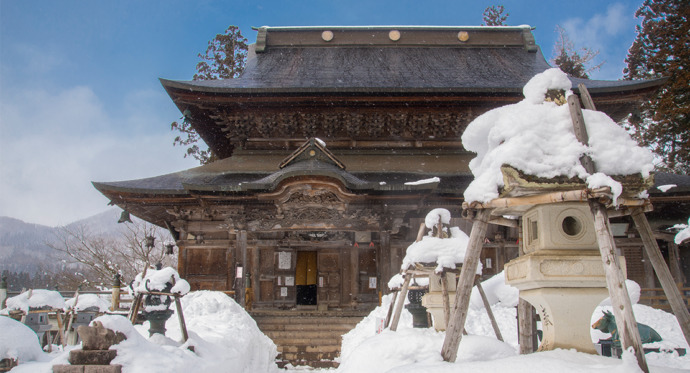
top-left (351, 244), bottom-right (359, 306)
top-left (252, 246), bottom-right (260, 306)
top-left (518, 298), bottom-right (536, 354)
top-left (441, 208), bottom-right (491, 362)
top-left (632, 209), bottom-right (690, 346)
top-left (391, 245), bottom-right (402, 277)
top-left (380, 231), bottom-right (391, 294)
top-left (236, 230), bottom-right (247, 307)
top-left (668, 241), bottom-right (685, 284)
top-left (642, 243), bottom-right (656, 288)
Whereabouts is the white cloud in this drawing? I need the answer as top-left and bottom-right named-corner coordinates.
top-left (559, 3), bottom-right (637, 80)
top-left (0, 85), bottom-right (198, 226)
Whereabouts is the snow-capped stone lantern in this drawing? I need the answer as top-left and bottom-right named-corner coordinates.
top-left (398, 208), bottom-right (475, 331)
top-left (131, 266), bottom-right (190, 337)
top-left (461, 68), bottom-right (655, 355)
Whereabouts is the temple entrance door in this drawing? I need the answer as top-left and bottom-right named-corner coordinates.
top-left (317, 250), bottom-right (341, 308)
top-left (296, 251), bottom-right (317, 305)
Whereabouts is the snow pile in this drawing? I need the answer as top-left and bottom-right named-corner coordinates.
top-left (598, 279), bottom-right (641, 306)
top-left (469, 271), bottom-right (519, 309)
top-left (462, 68), bottom-right (654, 204)
top-left (674, 218), bottom-right (690, 245)
top-left (340, 293), bottom-right (413, 363)
top-left (387, 274), bottom-right (429, 290)
top-left (65, 293), bottom-right (111, 312)
top-left (131, 266), bottom-right (190, 296)
top-left (7, 291), bottom-right (279, 373)
top-left (0, 316), bottom-right (50, 363)
top-left (401, 227), bottom-right (473, 273)
top-left (339, 273), bottom-right (689, 373)
top-left (4, 289), bottom-right (66, 313)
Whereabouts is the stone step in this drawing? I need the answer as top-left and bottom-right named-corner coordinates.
top-left (249, 310), bottom-right (367, 368)
top-left (277, 345), bottom-right (341, 353)
top-left (270, 337), bottom-right (341, 347)
top-left (264, 330), bottom-right (346, 339)
top-left (253, 316), bottom-right (365, 325)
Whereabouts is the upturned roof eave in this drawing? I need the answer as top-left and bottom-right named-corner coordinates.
top-left (159, 77), bottom-right (667, 97)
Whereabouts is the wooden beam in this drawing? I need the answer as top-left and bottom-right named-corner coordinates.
top-left (631, 208), bottom-right (690, 346)
top-left (384, 291), bottom-right (398, 328)
top-left (441, 208), bottom-right (491, 362)
top-left (351, 245), bottom-right (359, 306)
top-left (476, 277), bottom-right (504, 341)
top-left (570, 88), bottom-right (648, 372)
top-left (568, 95), bottom-right (596, 174)
top-left (390, 275), bottom-right (411, 331)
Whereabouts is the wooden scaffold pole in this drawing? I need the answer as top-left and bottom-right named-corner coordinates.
top-left (441, 208), bottom-right (492, 362)
top-left (631, 208), bottom-right (690, 345)
top-left (570, 86), bottom-right (648, 372)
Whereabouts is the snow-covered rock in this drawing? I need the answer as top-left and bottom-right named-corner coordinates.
top-left (0, 316), bottom-right (49, 363)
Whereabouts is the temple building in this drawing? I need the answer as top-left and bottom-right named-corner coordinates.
top-left (94, 26), bottom-right (685, 321)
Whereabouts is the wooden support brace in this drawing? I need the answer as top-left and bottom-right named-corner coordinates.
top-left (441, 208), bottom-right (491, 362)
top-left (384, 290), bottom-right (399, 328)
top-left (174, 295), bottom-right (189, 342)
top-left (591, 198), bottom-right (649, 372)
top-left (475, 277), bottom-right (503, 342)
top-left (390, 274), bottom-right (411, 331)
top-left (631, 208), bottom-right (690, 346)
top-left (440, 272), bottom-right (451, 328)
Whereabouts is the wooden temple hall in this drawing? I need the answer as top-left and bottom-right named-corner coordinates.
top-left (94, 26), bottom-right (686, 314)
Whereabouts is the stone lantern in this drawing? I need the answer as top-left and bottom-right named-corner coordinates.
top-left (142, 279), bottom-right (175, 337)
top-left (505, 202), bottom-right (626, 353)
top-left (405, 282), bottom-right (429, 328)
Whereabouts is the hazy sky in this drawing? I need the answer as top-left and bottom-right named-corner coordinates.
top-left (0, 0), bottom-right (646, 226)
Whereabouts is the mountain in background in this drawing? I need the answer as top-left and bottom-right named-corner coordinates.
top-left (0, 208), bottom-right (123, 274)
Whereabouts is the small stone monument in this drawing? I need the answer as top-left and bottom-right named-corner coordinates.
top-left (52, 321), bottom-right (126, 373)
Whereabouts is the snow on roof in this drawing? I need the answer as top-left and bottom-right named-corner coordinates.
top-left (674, 218), bottom-right (690, 245)
top-left (65, 293), bottom-right (111, 312)
top-left (462, 68), bottom-right (654, 204)
top-left (657, 184), bottom-right (677, 192)
top-left (4, 289), bottom-right (66, 313)
top-left (404, 177), bottom-right (440, 186)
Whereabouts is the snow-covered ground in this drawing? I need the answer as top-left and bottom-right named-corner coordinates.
top-left (337, 273), bottom-right (690, 373)
top-left (3, 275), bottom-right (688, 372)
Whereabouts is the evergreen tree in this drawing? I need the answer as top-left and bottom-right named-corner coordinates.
top-left (624, 0), bottom-right (689, 173)
top-left (482, 5), bottom-right (509, 26)
top-left (551, 26), bottom-right (603, 79)
top-left (171, 26), bottom-right (249, 164)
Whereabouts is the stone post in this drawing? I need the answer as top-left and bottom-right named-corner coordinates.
top-left (111, 274), bottom-right (121, 311)
top-left (0, 276), bottom-right (7, 309)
